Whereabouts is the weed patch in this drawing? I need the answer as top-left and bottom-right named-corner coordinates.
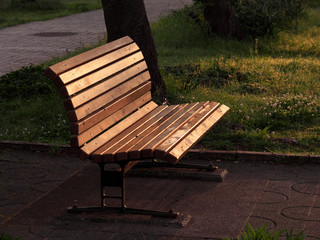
top-left (223, 223), bottom-right (304, 240)
top-left (0, 65), bottom-right (54, 100)
top-left (0, 95), bottom-right (69, 144)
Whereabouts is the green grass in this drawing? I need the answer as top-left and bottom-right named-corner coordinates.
top-left (223, 223), bottom-right (304, 240)
top-left (0, 232), bottom-right (22, 240)
top-left (0, 0), bottom-right (102, 29)
top-left (0, 4), bottom-right (320, 155)
top-left (152, 6), bottom-right (320, 154)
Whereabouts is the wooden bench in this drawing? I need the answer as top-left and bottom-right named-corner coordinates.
top-left (45, 36), bottom-right (229, 217)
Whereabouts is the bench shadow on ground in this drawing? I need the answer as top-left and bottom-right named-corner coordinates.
top-left (3, 150), bottom-right (320, 239)
top-left (5, 160), bottom-right (225, 227)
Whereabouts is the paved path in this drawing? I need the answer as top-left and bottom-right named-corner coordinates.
top-left (0, 0), bottom-right (192, 76)
top-left (1, 149), bottom-right (320, 239)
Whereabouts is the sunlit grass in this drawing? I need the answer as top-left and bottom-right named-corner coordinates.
top-left (153, 6), bottom-right (320, 153)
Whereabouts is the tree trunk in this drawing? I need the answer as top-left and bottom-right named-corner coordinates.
top-left (101, 0), bottom-right (166, 101)
top-left (201, 0), bottom-right (244, 40)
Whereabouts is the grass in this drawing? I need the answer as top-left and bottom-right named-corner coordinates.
top-left (151, 5), bottom-right (320, 154)
top-left (0, 0), bottom-right (102, 29)
top-left (223, 223), bottom-right (304, 240)
top-left (0, 3), bottom-right (320, 154)
top-left (0, 232), bottom-right (22, 240)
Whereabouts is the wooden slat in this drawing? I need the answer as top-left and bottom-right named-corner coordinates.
top-left (125, 102), bottom-right (203, 160)
top-left (46, 36), bottom-right (133, 80)
top-left (59, 49), bottom-right (143, 86)
top-left (64, 63), bottom-right (148, 109)
top-left (139, 101), bottom-right (215, 159)
top-left (59, 61), bottom-right (148, 98)
top-left (70, 81), bottom-right (152, 134)
top-left (164, 104), bottom-right (230, 165)
top-left (115, 103), bottom-right (197, 161)
top-left (152, 102), bottom-right (220, 159)
top-left (90, 105), bottom-right (171, 163)
top-left (67, 73), bottom-right (151, 121)
top-left (79, 101), bottom-right (158, 160)
top-left (71, 92), bottom-right (152, 147)
top-left (96, 105), bottom-right (180, 163)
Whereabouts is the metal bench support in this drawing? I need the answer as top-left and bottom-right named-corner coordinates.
top-left (68, 162), bottom-right (179, 219)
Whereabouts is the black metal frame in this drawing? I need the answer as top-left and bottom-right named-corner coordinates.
top-left (68, 158), bottom-right (217, 218)
top-left (68, 161), bottom-right (179, 218)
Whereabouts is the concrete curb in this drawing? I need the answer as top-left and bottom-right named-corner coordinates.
top-left (1, 140), bottom-right (320, 164)
top-left (187, 149), bottom-right (320, 164)
top-left (0, 140), bottom-right (76, 155)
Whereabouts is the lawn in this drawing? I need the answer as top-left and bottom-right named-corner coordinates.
top-left (153, 5), bottom-right (320, 154)
top-left (0, 2), bottom-right (320, 154)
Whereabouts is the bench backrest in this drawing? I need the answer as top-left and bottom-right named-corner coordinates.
top-left (45, 36), bottom-right (155, 156)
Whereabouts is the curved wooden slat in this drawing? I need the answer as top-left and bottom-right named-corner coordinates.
top-left (115, 103), bottom-right (194, 161)
top-left (99, 105), bottom-right (180, 162)
top-left (152, 101), bottom-right (220, 159)
top-left (163, 104), bottom-right (230, 165)
top-left (139, 101), bottom-right (215, 159)
top-left (90, 105), bottom-right (170, 163)
top-left (80, 101), bottom-right (158, 160)
top-left (71, 92), bottom-right (152, 147)
top-left (70, 81), bottom-right (152, 134)
top-left (60, 50), bottom-right (143, 87)
top-left (67, 73), bottom-right (151, 121)
top-left (45, 36), bottom-right (134, 85)
top-left (60, 61), bottom-right (148, 98)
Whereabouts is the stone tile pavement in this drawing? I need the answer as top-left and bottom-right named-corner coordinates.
top-left (0, 149), bottom-right (320, 239)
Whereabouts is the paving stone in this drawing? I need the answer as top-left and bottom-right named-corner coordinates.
top-left (2, 151), bottom-right (320, 239)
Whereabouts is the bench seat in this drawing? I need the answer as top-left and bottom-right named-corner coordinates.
top-left (90, 101), bottom-right (228, 164)
top-left (45, 36), bottom-right (229, 217)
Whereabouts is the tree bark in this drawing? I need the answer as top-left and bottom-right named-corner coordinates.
top-left (101, 0), bottom-right (166, 101)
top-left (201, 0), bottom-right (244, 40)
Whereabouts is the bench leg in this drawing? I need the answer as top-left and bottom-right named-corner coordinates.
top-left (68, 162), bottom-right (178, 218)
